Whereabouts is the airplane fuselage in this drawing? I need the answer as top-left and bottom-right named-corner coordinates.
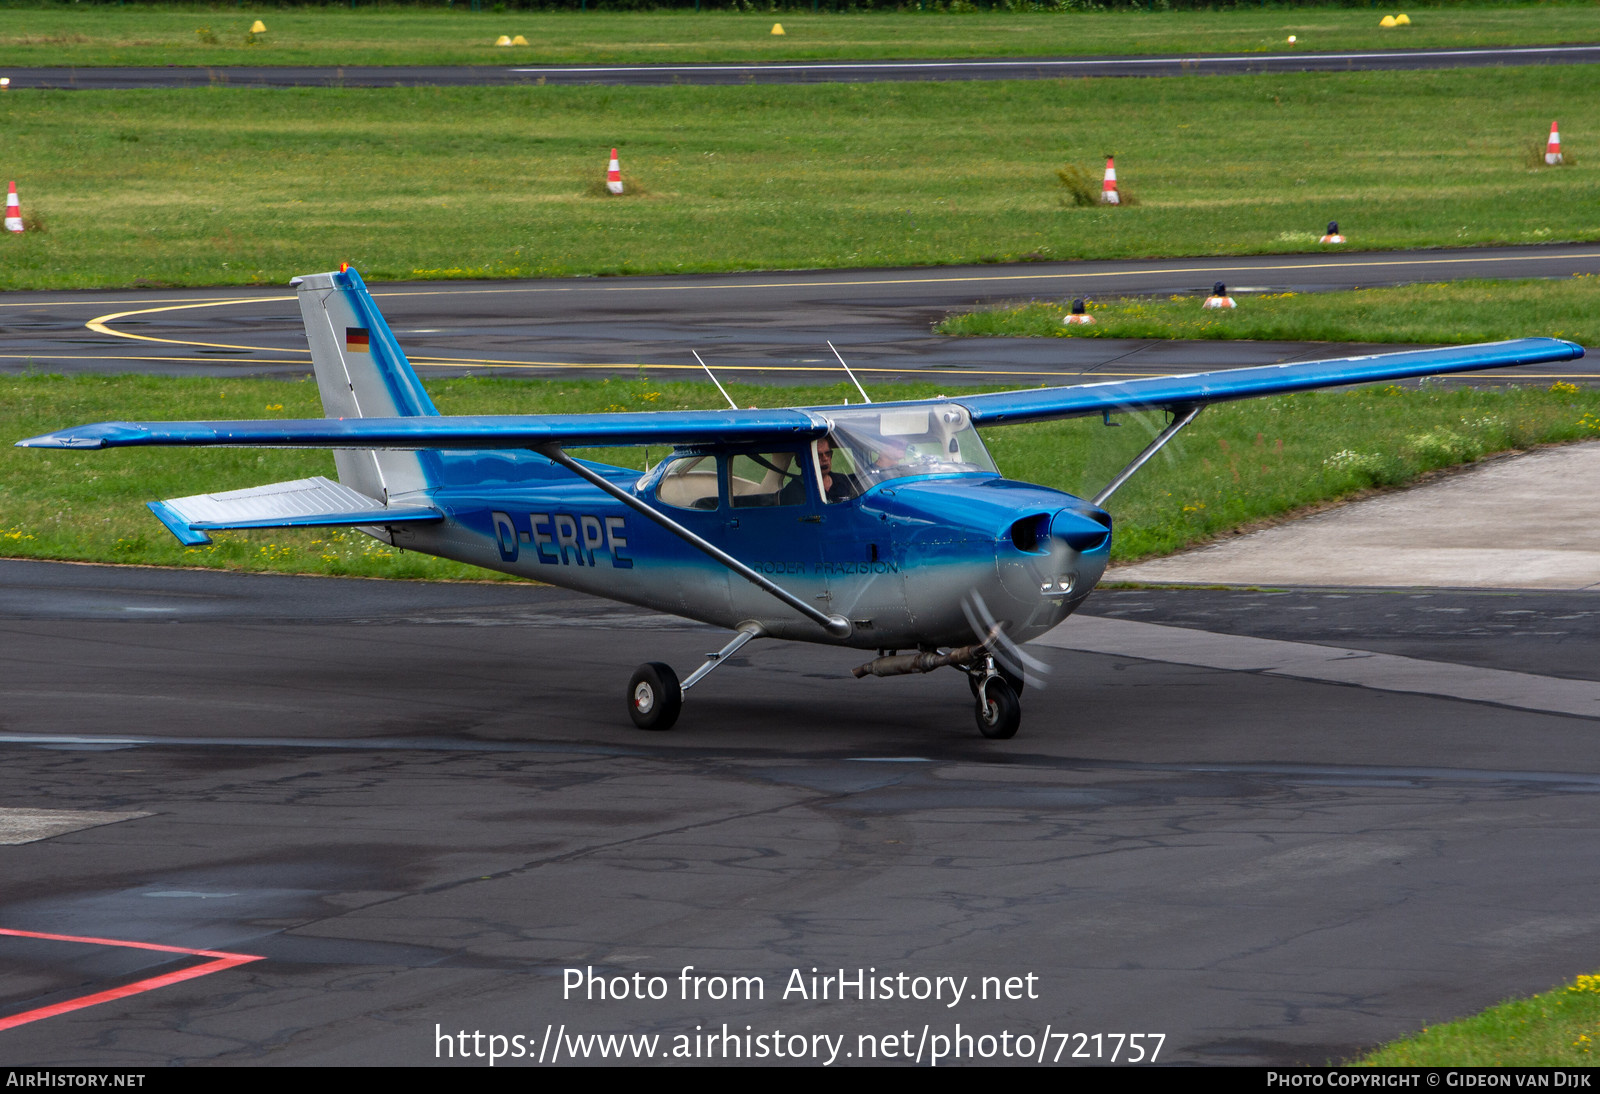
top-left (383, 451), bottom-right (1110, 650)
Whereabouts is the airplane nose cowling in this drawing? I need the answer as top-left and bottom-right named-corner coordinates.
top-left (994, 503), bottom-right (1112, 639)
top-left (1050, 507), bottom-right (1111, 554)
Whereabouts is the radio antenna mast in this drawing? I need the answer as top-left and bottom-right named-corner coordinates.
top-left (827, 341), bottom-right (872, 404)
top-left (693, 350), bottom-right (738, 411)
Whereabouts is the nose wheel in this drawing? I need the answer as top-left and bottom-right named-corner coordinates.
top-left (627, 662), bottom-right (682, 731)
top-left (973, 675), bottom-right (1022, 740)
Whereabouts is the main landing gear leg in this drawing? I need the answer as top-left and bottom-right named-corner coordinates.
top-left (627, 623), bottom-right (764, 731)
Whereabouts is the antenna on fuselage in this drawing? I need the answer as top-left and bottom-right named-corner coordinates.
top-left (692, 350), bottom-right (738, 411)
top-left (826, 340), bottom-right (872, 404)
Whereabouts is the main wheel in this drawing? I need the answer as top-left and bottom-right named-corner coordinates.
top-left (627, 662), bottom-right (682, 731)
top-left (974, 676), bottom-right (1021, 740)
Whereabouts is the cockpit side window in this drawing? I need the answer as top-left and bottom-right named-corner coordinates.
top-left (729, 451), bottom-right (805, 508)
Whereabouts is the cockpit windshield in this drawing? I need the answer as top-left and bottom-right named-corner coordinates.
top-left (823, 403), bottom-right (996, 499)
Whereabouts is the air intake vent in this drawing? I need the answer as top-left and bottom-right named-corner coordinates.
top-left (1010, 514), bottom-right (1048, 553)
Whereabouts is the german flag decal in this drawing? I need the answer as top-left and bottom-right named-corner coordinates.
top-left (345, 328), bottom-right (371, 353)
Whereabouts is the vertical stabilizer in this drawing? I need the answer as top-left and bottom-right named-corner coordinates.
top-left (292, 268), bottom-right (439, 500)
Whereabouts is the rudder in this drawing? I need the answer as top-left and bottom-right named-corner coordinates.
top-left (293, 267), bottom-right (439, 501)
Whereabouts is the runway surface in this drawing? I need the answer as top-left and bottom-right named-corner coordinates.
top-left (5, 244), bottom-right (1598, 387)
top-left (5, 44), bottom-right (1598, 89)
top-left (1, 559), bottom-right (1599, 1065)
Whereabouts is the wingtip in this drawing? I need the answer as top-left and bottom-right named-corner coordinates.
top-left (15, 432), bottom-right (103, 450)
top-left (15, 421), bottom-right (149, 450)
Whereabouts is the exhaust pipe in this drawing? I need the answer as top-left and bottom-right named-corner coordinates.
top-left (852, 642), bottom-right (986, 680)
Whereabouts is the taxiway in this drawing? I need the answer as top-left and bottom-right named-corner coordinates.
top-left (1, 560), bottom-right (1598, 1064)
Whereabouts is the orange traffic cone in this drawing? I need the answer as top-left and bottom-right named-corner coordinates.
top-left (606, 148), bottom-right (623, 195)
top-left (1062, 298), bottom-right (1096, 326)
top-left (1319, 220), bottom-right (1345, 244)
top-left (1202, 281), bottom-right (1236, 309)
top-left (4, 181), bottom-right (22, 233)
top-left (1546, 121), bottom-right (1563, 166)
top-left (1100, 156), bottom-right (1119, 205)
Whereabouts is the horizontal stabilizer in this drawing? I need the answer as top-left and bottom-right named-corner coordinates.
top-left (147, 476), bottom-right (441, 546)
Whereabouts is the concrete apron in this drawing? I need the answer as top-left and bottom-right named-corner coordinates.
top-left (1107, 441), bottom-right (1600, 591)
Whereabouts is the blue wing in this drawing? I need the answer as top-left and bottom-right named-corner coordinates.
top-left (16, 338), bottom-right (1583, 451)
top-left (17, 407), bottom-right (829, 451)
top-left (953, 338), bottom-right (1584, 426)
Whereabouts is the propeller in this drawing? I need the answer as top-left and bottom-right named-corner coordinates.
top-left (961, 589), bottom-right (1051, 690)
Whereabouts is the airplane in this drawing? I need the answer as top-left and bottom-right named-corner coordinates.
top-left (16, 268), bottom-right (1584, 739)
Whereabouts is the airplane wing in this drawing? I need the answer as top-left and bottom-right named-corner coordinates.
top-left (17, 407), bottom-right (829, 450)
top-left (15, 338), bottom-right (1583, 451)
top-left (953, 338), bottom-right (1585, 426)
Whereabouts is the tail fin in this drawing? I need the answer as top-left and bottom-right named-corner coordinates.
top-left (293, 267), bottom-right (439, 500)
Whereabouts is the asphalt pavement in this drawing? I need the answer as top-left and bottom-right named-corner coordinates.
top-left (3, 561), bottom-right (1600, 1065)
top-left (5, 244), bottom-right (1598, 385)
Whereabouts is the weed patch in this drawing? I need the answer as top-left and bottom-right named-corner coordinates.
top-left (1361, 972), bottom-right (1600, 1066)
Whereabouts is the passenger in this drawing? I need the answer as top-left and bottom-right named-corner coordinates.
top-left (868, 434), bottom-right (910, 473)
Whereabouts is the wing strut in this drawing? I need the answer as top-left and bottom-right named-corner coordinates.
top-left (1091, 404), bottom-right (1203, 507)
top-left (536, 444), bottom-right (853, 639)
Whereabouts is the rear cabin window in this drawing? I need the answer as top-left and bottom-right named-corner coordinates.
top-left (654, 455), bottom-right (721, 511)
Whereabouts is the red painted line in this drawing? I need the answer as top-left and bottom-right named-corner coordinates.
top-left (0, 926), bottom-right (264, 1032)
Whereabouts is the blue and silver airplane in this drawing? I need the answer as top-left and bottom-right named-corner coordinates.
top-left (17, 269), bottom-right (1584, 738)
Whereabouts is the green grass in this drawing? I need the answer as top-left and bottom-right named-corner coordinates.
top-left (1360, 973), bottom-right (1600, 1066)
top-left (0, 67), bottom-right (1596, 290)
top-left (5, 374), bottom-right (1598, 577)
top-left (1, 4), bottom-right (1597, 68)
top-left (939, 277), bottom-right (1600, 345)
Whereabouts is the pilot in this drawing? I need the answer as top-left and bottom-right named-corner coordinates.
top-left (796, 436), bottom-right (857, 503)
top-left (822, 437), bottom-right (865, 501)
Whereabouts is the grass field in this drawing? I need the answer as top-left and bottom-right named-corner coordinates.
top-left (0, 4), bottom-right (1596, 68)
top-left (0, 66), bottom-right (1594, 290)
top-left (5, 373), bottom-right (1597, 577)
top-left (940, 277), bottom-right (1600, 345)
top-left (1359, 973), bottom-right (1600, 1066)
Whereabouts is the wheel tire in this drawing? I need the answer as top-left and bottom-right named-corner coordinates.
top-left (967, 665), bottom-right (1025, 698)
top-left (974, 676), bottom-right (1021, 740)
top-left (627, 662), bottom-right (682, 731)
